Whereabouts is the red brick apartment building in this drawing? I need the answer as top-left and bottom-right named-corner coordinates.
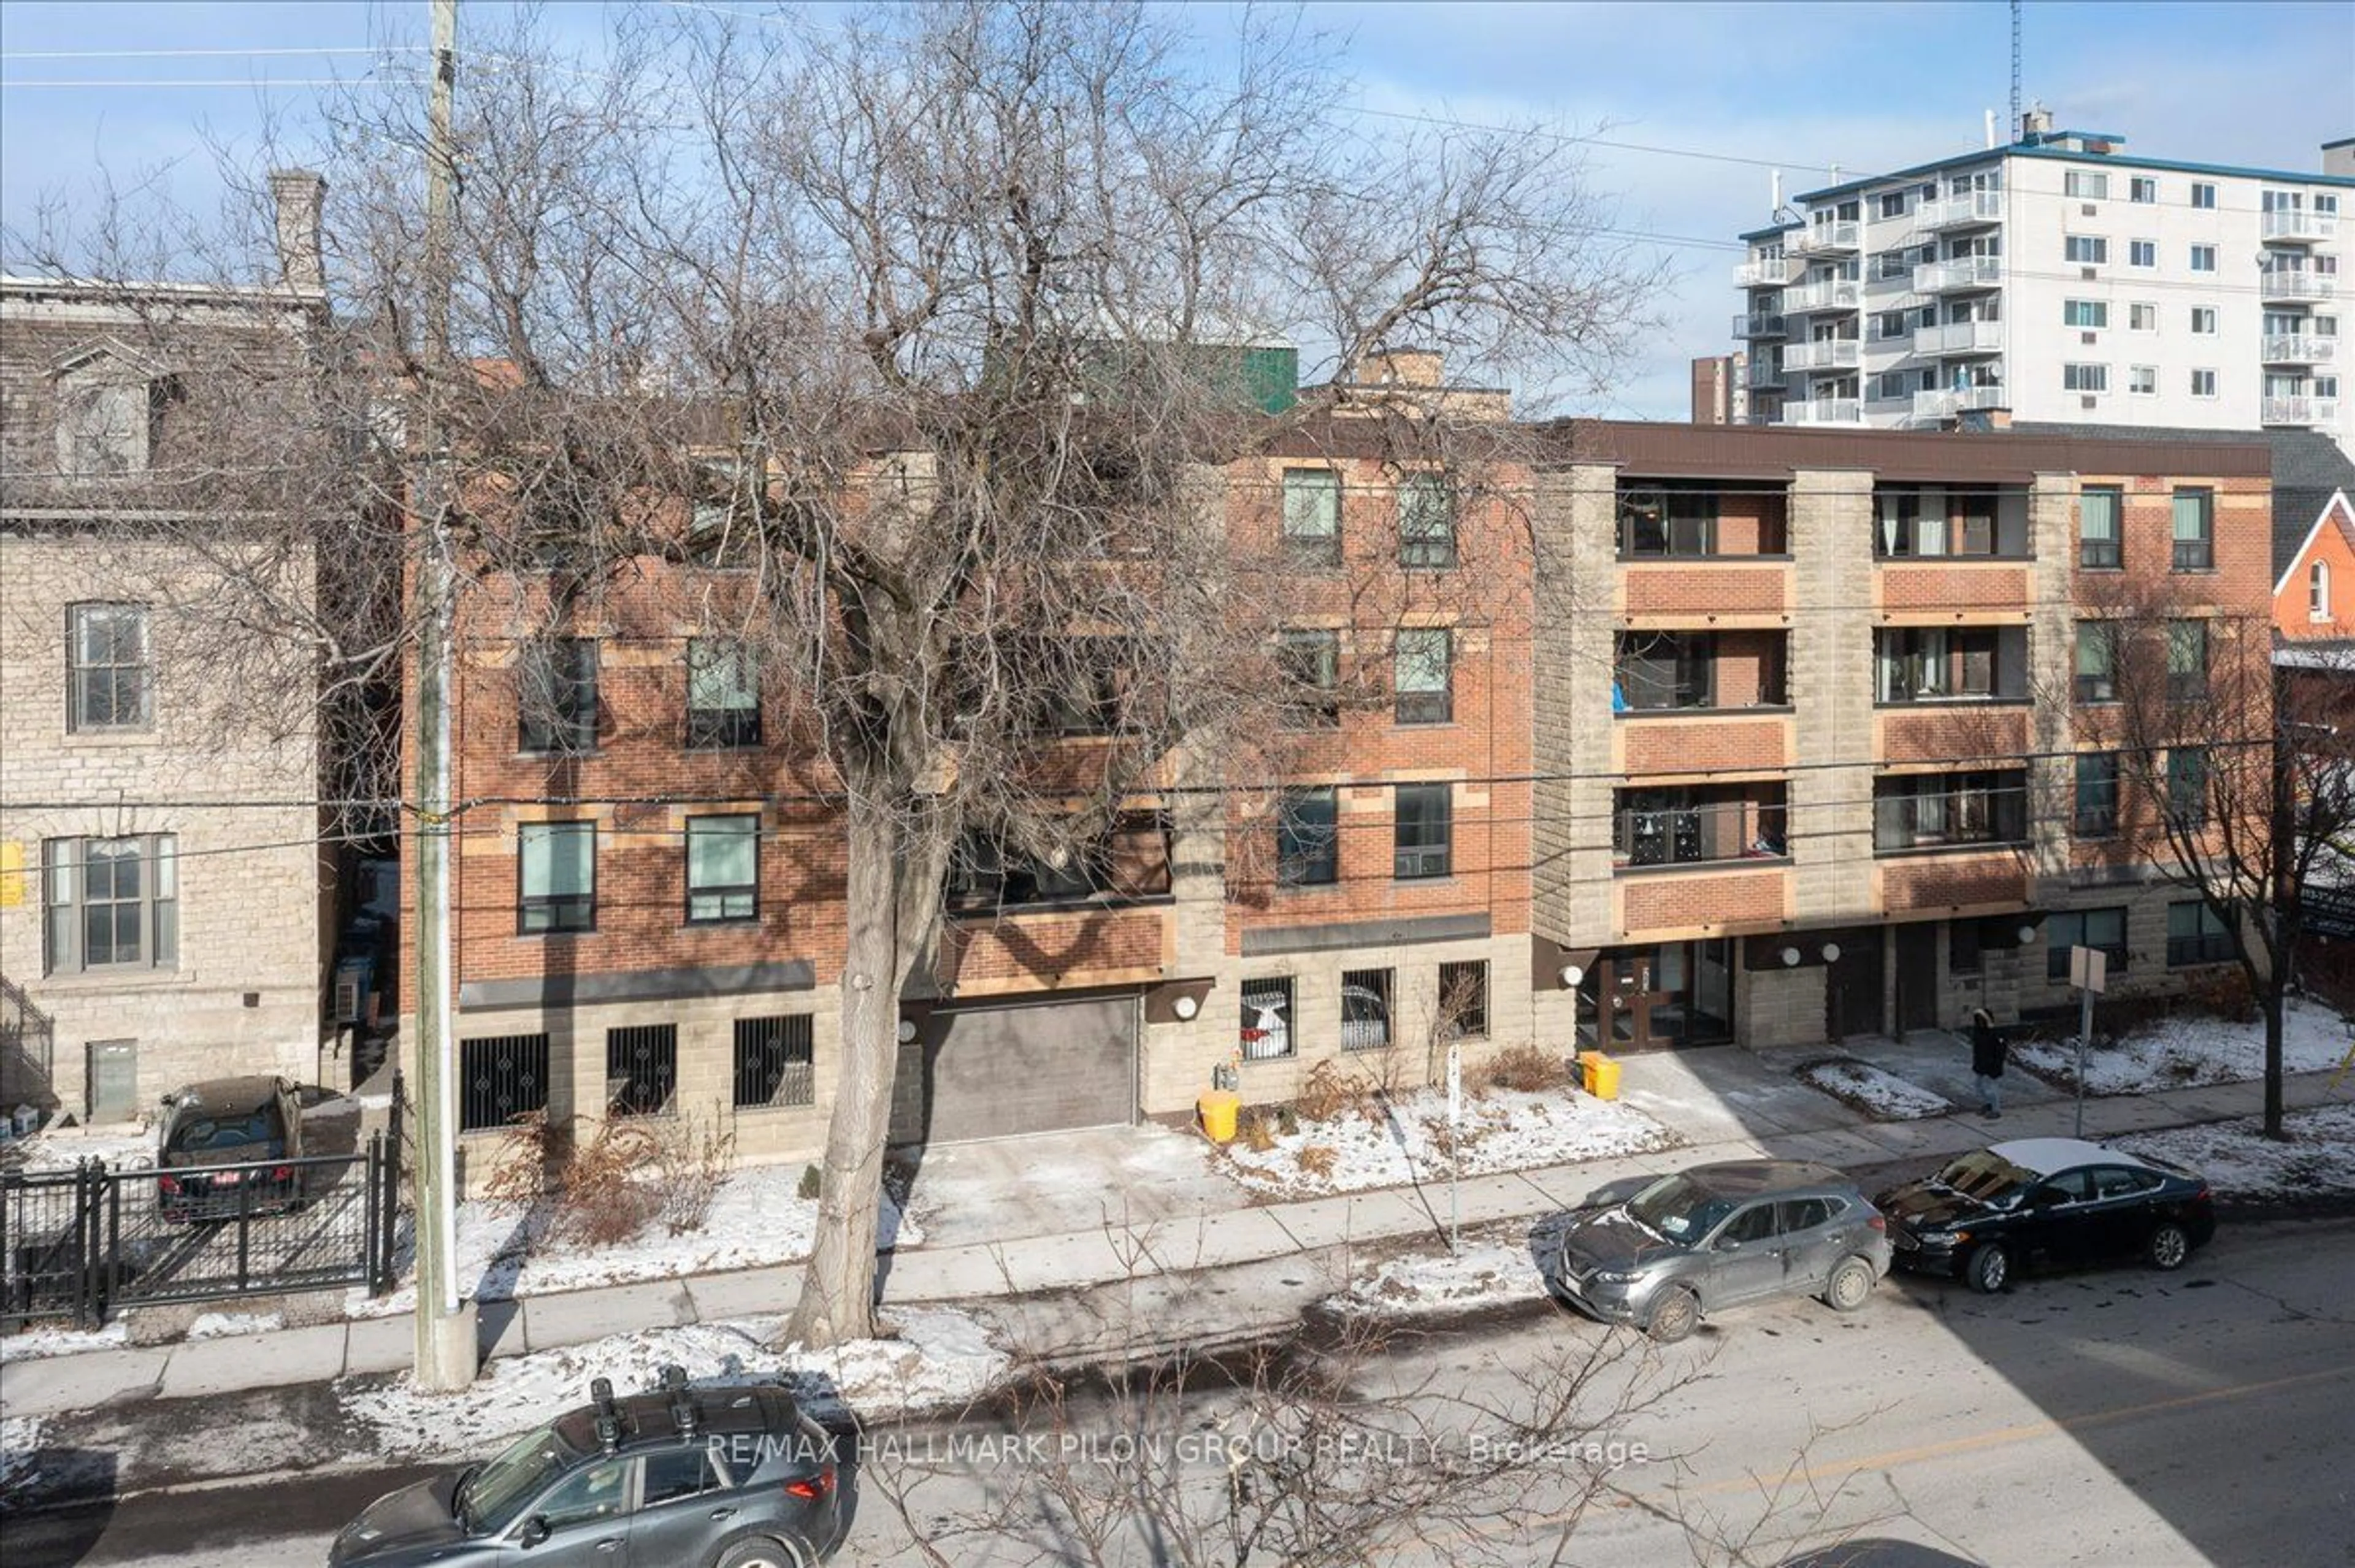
top-left (408, 393), bottom-right (2270, 1164)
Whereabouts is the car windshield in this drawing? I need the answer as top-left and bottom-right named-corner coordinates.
top-left (459, 1423), bottom-right (579, 1535)
top-left (167, 1111), bottom-right (281, 1153)
top-left (1932, 1149), bottom-right (2037, 1208)
top-left (1625, 1173), bottom-right (1737, 1244)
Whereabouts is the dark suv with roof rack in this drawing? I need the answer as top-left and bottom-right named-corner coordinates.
top-left (329, 1367), bottom-right (846, 1567)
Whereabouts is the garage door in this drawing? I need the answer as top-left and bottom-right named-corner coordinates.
top-left (889, 996), bottom-right (1137, 1145)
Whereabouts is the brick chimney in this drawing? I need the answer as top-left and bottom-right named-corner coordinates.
top-left (269, 169), bottom-right (326, 295)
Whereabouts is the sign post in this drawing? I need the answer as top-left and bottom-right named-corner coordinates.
top-left (1446, 1042), bottom-right (1463, 1258)
top-left (2068, 944), bottom-right (2109, 1138)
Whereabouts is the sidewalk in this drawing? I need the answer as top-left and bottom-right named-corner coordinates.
top-left (4, 1052), bottom-right (2347, 1421)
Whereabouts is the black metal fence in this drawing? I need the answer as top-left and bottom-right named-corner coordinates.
top-left (1, 1111), bottom-right (402, 1333)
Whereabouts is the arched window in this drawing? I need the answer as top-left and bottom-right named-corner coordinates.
top-left (2315, 559), bottom-right (2334, 622)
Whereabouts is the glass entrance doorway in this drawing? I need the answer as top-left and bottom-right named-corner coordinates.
top-left (1578, 941), bottom-right (1736, 1050)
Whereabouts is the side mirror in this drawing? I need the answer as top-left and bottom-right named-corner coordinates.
top-left (518, 1516), bottom-right (551, 1548)
top-left (1714, 1235), bottom-right (1742, 1252)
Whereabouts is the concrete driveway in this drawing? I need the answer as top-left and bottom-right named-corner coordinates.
top-left (1767, 1028), bottom-right (2070, 1115)
top-left (894, 1121), bottom-right (1244, 1249)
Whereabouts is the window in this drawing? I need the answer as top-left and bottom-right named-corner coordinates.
top-left (1340, 968), bottom-right (1393, 1050)
top-left (2190, 307), bottom-right (2217, 334)
top-left (641, 1447), bottom-right (727, 1509)
top-left (2129, 365), bottom-right (2158, 396)
top-left (1614, 631), bottom-right (1714, 710)
top-left (2320, 375), bottom-right (2342, 399)
top-left (2167, 620), bottom-right (2208, 702)
top-left (1872, 771), bottom-right (2028, 852)
top-left (2172, 488), bottom-right (2214, 568)
top-left (517, 638), bottom-right (597, 753)
top-left (2078, 486), bottom-right (2123, 568)
top-left (948, 814), bottom-right (1170, 911)
top-left (1720, 1204), bottom-right (1779, 1245)
top-left (2074, 752), bottom-right (2120, 838)
top-left (1874, 626), bottom-right (2017, 703)
top-left (2129, 302), bottom-right (2157, 331)
top-left (1438, 960), bottom-right (1488, 1040)
top-left (57, 377), bottom-right (157, 476)
top-left (2065, 235), bottom-right (2108, 264)
top-left (2065, 170), bottom-right (2109, 201)
top-left (2063, 364), bottom-right (2108, 394)
top-left (1398, 475), bottom-right (1457, 568)
top-left (1880, 191), bottom-right (1909, 220)
top-left (2131, 177), bottom-right (2158, 204)
top-left (1277, 629), bottom-right (1341, 728)
top-left (2063, 300), bottom-right (2108, 329)
top-left (42, 835), bottom-right (176, 974)
top-left (733, 1015), bottom-right (814, 1107)
top-left (2074, 623), bottom-right (2116, 703)
top-left (1950, 920), bottom-right (1983, 976)
top-left (2047, 908), bottom-right (2128, 981)
top-left (1394, 628), bottom-right (1452, 724)
top-left (66, 603), bottom-right (153, 732)
top-left (2128, 240), bottom-right (2156, 268)
top-left (1282, 468), bottom-right (1341, 565)
top-left (518, 821), bottom-right (595, 933)
top-left (686, 638), bottom-right (760, 748)
top-left (1616, 487), bottom-right (1718, 556)
top-left (605, 1024), bottom-right (677, 1117)
top-left (1393, 782), bottom-right (1452, 879)
top-left (1276, 787), bottom-right (1338, 887)
top-left (2315, 560), bottom-right (2335, 622)
top-left (2190, 368), bottom-right (2218, 399)
top-left (1615, 786), bottom-right (1786, 865)
top-left (2190, 244), bottom-right (2217, 272)
top-left (686, 814), bottom-right (759, 924)
top-left (2167, 901), bottom-right (2234, 966)
top-left (1875, 488), bottom-right (2026, 559)
top-left (1240, 976), bottom-right (1295, 1060)
top-left (458, 1034), bottom-right (550, 1133)
top-left (686, 458), bottom-right (754, 567)
top-left (2191, 182), bottom-right (2216, 209)
top-left (2168, 747), bottom-right (2209, 828)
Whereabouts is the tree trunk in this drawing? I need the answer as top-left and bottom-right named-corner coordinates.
top-left (786, 795), bottom-right (914, 1347)
top-left (2262, 987), bottom-right (2286, 1141)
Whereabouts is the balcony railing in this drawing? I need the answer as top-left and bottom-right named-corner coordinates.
top-left (1912, 384), bottom-right (2010, 421)
top-left (1785, 397), bottom-right (1862, 426)
top-left (1782, 338), bottom-right (1860, 372)
top-left (1734, 311), bottom-right (1787, 338)
top-left (1788, 221), bottom-right (1861, 256)
top-left (2264, 396), bottom-right (2342, 427)
top-left (1736, 256), bottom-right (1798, 288)
top-left (2262, 208), bottom-right (2340, 243)
top-left (1745, 357), bottom-right (1787, 389)
top-left (1913, 256), bottom-right (2005, 293)
top-left (2262, 270), bottom-right (2338, 304)
top-left (2262, 334), bottom-right (2337, 365)
top-left (1918, 189), bottom-right (2004, 231)
top-left (1783, 278), bottom-right (1862, 314)
top-left (1913, 319), bottom-right (2004, 355)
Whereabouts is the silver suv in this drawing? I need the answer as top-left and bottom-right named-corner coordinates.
top-left (1555, 1160), bottom-right (1893, 1342)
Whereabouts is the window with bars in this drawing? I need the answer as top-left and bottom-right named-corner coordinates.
top-left (1394, 629), bottom-right (1452, 724)
top-left (1239, 976), bottom-right (1295, 1060)
top-left (1398, 475), bottom-right (1457, 568)
top-left (686, 815), bottom-right (760, 924)
top-left (517, 637), bottom-right (599, 754)
top-left (1393, 782), bottom-right (1453, 879)
top-left (67, 603), bottom-right (153, 732)
top-left (2167, 901), bottom-right (2234, 966)
top-left (605, 1024), bottom-right (678, 1117)
top-left (1438, 960), bottom-right (1489, 1041)
top-left (1282, 469), bottom-right (1341, 565)
top-left (519, 822), bottom-right (595, 933)
top-left (42, 834), bottom-right (177, 975)
top-left (459, 1033), bottom-right (550, 1131)
top-left (2078, 487), bottom-right (2123, 568)
top-left (733, 1015), bottom-right (814, 1108)
top-left (686, 638), bottom-right (761, 748)
top-left (1276, 787), bottom-right (1338, 887)
top-left (1339, 968), bottom-right (1393, 1051)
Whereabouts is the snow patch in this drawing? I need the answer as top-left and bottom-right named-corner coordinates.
top-left (0, 1414), bottom-right (44, 1498)
top-left (2013, 997), bottom-right (2352, 1096)
top-left (186, 1310), bottom-right (286, 1341)
top-left (1339, 1240), bottom-right (1549, 1317)
top-left (2117, 1103), bottom-right (2355, 1204)
top-left (1796, 1058), bottom-right (1955, 1122)
top-left (0, 1320), bottom-right (129, 1363)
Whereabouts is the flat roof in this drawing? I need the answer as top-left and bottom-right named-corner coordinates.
top-left (1793, 136), bottom-right (2355, 206)
top-left (1538, 418), bottom-right (2273, 484)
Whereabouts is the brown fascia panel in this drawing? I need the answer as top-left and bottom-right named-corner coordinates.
top-left (1537, 419), bottom-right (2273, 484)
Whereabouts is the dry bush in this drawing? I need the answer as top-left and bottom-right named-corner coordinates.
top-left (480, 1111), bottom-right (572, 1206)
top-left (1297, 1058), bottom-right (1388, 1123)
top-left (1295, 1144), bottom-right (1338, 1180)
top-left (1485, 1042), bottom-right (1574, 1093)
top-left (644, 1114), bottom-right (735, 1236)
top-left (1239, 1109), bottom-right (1278, 1153)
top-left (483, 1112), bottom-right (735, 1248)
top-left (553, 1120), bottom-right (668, 1247)
top-left (2186, 968), bottom-right (2257, 1023)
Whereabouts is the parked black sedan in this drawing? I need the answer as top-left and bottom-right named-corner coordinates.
top-left (1877, 1137), bottom-right (2215, 1293)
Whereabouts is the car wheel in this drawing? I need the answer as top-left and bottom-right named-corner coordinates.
top-left (1966, 1243), bottom-right (2010, 1295)
top-left (1822, 1256), bottom-right (1876, 1313)
top-left (2146, 1220), bottom-right (2191, 1272)
top-left (1646, 1286), bottom-right (1700, 1344)
top-left (713, 1537), bottom-right (811, 1568)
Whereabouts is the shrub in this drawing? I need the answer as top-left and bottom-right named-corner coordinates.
top-left (798, 1163), bottom-right (822, 1201)
top-left (1295, 1144), bottom-right (1337, 1179)
top-left (646, 1114), bottom-right (735, 1236)
top-left (1274, 1106), bottom-right (1300, 1137)
top-left (1295, 1059), bottom-right (1363, 1123)
top-left (1485, 1042), bottom-right (1572, 1093)
top-left (1240, 1109), bottom-right (1278, 1153)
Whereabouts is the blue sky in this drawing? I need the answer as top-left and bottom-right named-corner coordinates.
top-left (4, 1), bottom-right (2350, 417)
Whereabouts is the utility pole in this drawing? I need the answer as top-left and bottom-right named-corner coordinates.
top-left (413, 0), bottom-right (474, 1392)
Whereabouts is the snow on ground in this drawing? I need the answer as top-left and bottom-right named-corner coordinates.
top-left (2013, 996), bottom-right (2353, 1095)
top-left (185, 1310), bottom-right (286, 1340)
top-left (1338, 1237), bottom-right (1549, 1317)
top-left (1796, 1058), bottom-right (1955, 1122)
top-left (2117, 1103), bottom-right (2355, 1205)
top-left (1, 1414), bottom-right (44, 1498)
top-left (0, 1321), bottom-right (128, 1364)
top-left (1221, 1087), bottom-right (1680, 1198)
top-left (4, 1126), bottom-right (156, 1173)
top-left (341, 1308), bottom-right (1010, 1459)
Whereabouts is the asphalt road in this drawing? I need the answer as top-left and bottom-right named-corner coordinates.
top-left (7, 1217), bottom-right (2351, 1568)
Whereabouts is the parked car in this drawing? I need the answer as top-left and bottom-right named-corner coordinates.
top-left (330, 1369), bottom-right (844, 1567)
top-left (155, 1076), bottom-right (307, 1223)
top-left (1555, 1160), bottom-right (1893, 1342)
top-left (1877, 1138), bottom-right (2215, 1293)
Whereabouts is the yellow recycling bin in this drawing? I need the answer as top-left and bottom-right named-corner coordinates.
top-left (1579, 1051), bottom-right (1622, 1101)
top-left (1198, 1089), bottom-right (1241, 1144)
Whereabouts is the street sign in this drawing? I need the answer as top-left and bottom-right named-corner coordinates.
top-left (2069, 944), bottom-right (2109, 994)
top-left (1446, 1042), bottom-right (1463, 1126)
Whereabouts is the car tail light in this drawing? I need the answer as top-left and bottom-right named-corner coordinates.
top-left (271, 1165), bottom-right (294, 1181)
top-left (158, 1175), bottom-right (181, 1193)
top-left (2193, 1185), bottom-right (2211, 1203)
top-left (1867, 1214), bottom-right (1886, 1233)
top-left (784, 1465), bottom-right (836, 1501)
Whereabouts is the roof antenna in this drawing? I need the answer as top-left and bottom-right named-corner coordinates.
top-left (2010, 0), bottom-right (2023, 142)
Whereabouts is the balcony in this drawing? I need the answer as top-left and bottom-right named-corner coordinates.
top-left (1912, 383), bottom-right (2010, 421)
top-left (1734, 310), bottom-right (1788, 339)
top-left (2263, 334), bottom-right (2337, 365)
top-left (1918, 189), bottom-right (2004, 231)
top-left (2262, 208), bottom-right (2339, 243)
top-left (1913, 319), bottom-right (2003, 356)
top-left (1782, 338), bottom-right (1860, 372)
top-left (2264, 396), bottom-right (2342, 427)
top-left (2262, 270), bottom-right (2337, 304)
top-left (1783, 278), bottom-right (1862, 315)
top-left (1745, 356), bottom-right (1787, 389)
top-left (1614, 788), bottom-right (1788, 872)
top-left (1913, 256), bottom-right (2005, 294)
top-left (1736, 256), bottom-right (1798, 288)
top-left (1785, 397), bottom-right (1862, 426)
top-left (1789, 221), bottom-right (1861, 257)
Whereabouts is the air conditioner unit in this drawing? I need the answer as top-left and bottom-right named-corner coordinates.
top-left (2081, 395), bottom-right (2099, 410)
top-left (2081, 203), bottom-right (2098, 217)
top-left (2081, 267), bottom-right (2099, 281)
top-left (333, 974), bottom-right (363, 1025)
top-left (2081, 331), bottom-right (2098, 345)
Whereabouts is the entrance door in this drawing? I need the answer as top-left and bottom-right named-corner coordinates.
top-left (1893, 923), bottom-right (1940, 1034)
top-left (86, 1039), bottom-right (137, 1122)
top-left (1825, 936), bottom-right (1885, 1042)
top-left (1599, 952), bottom-right (1676, 1050)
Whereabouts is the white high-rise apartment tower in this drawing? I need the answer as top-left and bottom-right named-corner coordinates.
top-left (1734, 112), bottom-right (2354, 449)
